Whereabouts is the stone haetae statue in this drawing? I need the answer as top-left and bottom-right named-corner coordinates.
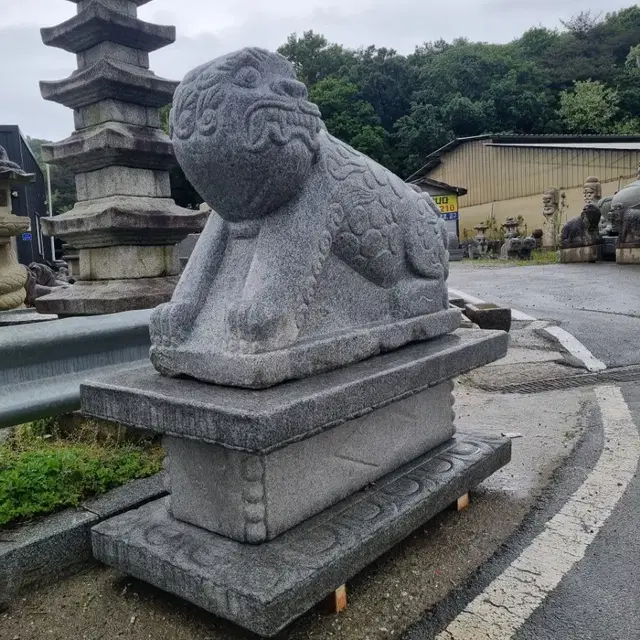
top-left (0, 145), bottom-right (32, 311)
top-left (541, 187), bottom-right (560, 249)
top-left (150, 48), bottom-right (457, 388)
top-left (518, 237), bottom-right (536, 260)
top-left (609, 174), bottom-right (640, 263)
top-left (560, 203), bottom-right (602, 263)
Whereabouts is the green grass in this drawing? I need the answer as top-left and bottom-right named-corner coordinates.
top-left (0, 417), bottom-right (164, 528)
top-left (461, 249), bottom-right (560, 268)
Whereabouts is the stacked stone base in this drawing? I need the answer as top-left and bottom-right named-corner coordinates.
top-left (560, 245), bottom-right (602, 263)
top-left (616, 245), bottom-right (640, 264)
top-left (82, 329), bottom-right (510, 635)
top-left (93, 434), bottom-right (510, 637)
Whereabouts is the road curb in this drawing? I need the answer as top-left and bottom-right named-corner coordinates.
top-left (0, 472), bottom-right (167, 607)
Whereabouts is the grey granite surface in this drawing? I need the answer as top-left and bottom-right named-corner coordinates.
top-left (150, 47), bottom-right (454, 388)
top-left (92, 433), bottom-right (511, 637)
top-left (166, 381), bottom-right (455, 542)
top-left (82, 328), bottom-right (508, 453)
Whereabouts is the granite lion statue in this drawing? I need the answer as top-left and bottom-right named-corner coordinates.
top-left (150, 47), bottom-right (457, 387)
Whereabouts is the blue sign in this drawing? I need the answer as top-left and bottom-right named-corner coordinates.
top-left (21, 232), bottom-right (32, 241)
top-left (440, 213), bottom-right (459, 221)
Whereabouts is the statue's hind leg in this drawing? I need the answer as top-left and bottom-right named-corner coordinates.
top-left (390, 278), bottom-right (448, 319)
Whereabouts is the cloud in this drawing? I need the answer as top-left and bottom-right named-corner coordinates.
top-left (0, 0), bottom-right (632, 140)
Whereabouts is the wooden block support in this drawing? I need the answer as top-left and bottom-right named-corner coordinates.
top-left (457, 493), bottom-right (470, 511)
top-left (328, 584), bottom-right (347, 614)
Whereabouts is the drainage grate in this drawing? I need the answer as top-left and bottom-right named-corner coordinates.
top-left (473, 365), bottom-right (640, 394)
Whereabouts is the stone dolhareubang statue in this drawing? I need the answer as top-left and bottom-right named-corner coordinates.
top-left (150, 47), bottom-right (458, 388)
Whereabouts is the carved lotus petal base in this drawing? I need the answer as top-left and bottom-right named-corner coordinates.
top-left (92, 433), bottom-right (511, 637)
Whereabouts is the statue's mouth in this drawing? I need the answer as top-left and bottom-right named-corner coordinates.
top-left (245, 100), bottom-right (322, 152)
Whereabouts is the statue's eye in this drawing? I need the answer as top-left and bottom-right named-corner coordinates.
top-left (233, 66), bottom-right (261, 88)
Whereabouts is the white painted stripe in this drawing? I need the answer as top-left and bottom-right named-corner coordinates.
top-left (448, 288), bottom-right (485, 306)
top-left (437, 385), bottom-right (640, 640)
top-left (510, 309), bottom-right (536, 322)
top-left (543, 325), bottom-right (607, 372)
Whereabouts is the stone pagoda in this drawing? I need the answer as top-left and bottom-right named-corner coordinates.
top-left (0, 146), bottom-right (33, 311)
top-left (36, 0), bottom-right (206, 316)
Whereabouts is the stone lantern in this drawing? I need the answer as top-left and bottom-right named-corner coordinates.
top-left (0, 146), bottom-right (33, 311)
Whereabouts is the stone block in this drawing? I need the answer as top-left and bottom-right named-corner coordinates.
top-left (166, 381), bottom-right (455, 542)
top-left (75, 166), bottom-right (171, 201)
top-left (92, 434), bottom-right (512, 637)
top-left (81, 329), bottom-right (509, 453)
top-left (0, 509), bottom-right (98, 606)
top-left (79, 245), bottom-right (179, 280)
top-left (560, 245), bottom-right (602, 263)
top-left (464, 303), bottom-right (512, 332)
top-left (616, 246), bottom-right (640, 264)
top-left (74, 100), bottom-right (160, 130)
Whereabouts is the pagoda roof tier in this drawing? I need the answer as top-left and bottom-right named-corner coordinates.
top-left (41, 196), bottom-right (208, 248)
top-left (41, 123), bottom-right (176, 173)
top-left (41, 2), bottom-right (175, 54)
top-left (40, 59), bottom-right (177, 109)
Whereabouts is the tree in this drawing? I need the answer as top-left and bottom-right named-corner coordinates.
top-left (309, 77), bottom-right (387, 163)
top-left (27, 137), bottom-right (76, 216)
top-left (560, 11), bottom-right (602, 39)
top-left (558, 80), bottom-right (621, 133)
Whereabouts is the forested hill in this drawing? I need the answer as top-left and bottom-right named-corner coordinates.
top-left (30, 7), bottom-right (640, 213)
top-left (278, 7), bottom-right (640, 178)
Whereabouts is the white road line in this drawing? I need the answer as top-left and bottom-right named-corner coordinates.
top-left (437, 385), bottom-right (640, 640)
top-left (543, 325), bottom-right (607, 372)
top-left (510, 309), bottom-right (536, 322)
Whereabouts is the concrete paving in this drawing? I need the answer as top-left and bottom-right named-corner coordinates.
top-left (448, 262), bottom-right (640, 368)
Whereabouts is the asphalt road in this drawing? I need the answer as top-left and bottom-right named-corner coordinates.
top-left (406, 261), bottom-right (640, 640)
top-left (448, 262), bottom-right (640, 368)
top-left (405, 383), bottom-right (640, 640)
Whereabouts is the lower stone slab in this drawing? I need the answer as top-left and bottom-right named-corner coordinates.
top-left (92, 433), bottom-right (511, 637)
top-left (560, 245), bottom-right (602, 263)
top-left (616, 246), bottom-right (640, 264)
top-left (35, 276), bottom-right (179, 316)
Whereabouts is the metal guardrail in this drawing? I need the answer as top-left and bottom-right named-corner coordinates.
top-left (0, 309), bottom-right (152, 428)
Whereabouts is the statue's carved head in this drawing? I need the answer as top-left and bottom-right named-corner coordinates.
top-left (583, 176), bottom-right (602, 203)
top-left (542, 187), bottom-right (559, 217)
top-left (171, 48), bottom-right (323, 221)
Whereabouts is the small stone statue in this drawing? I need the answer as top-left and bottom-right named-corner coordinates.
top-left (518, 237), bottom-right (536, 260)
top-left (500, 217), bottom-right (521, 259)
top-left (583, 176), bottom-right (602, 205)
top-left (561, 203), bottom-right (602, 248)
top-left (25, 262), bottom-right (70, 307)
top-left (541, 187), bottom-right (560, 249)
top-left (150, 47), bottom-right (456, 388)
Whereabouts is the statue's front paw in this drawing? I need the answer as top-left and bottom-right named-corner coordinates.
top-left (150, 302), bottom-right (195, 347)
top-left (227, 298), bottom-right (298, 350)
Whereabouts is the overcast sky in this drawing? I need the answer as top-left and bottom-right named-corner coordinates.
top-left (0, 0), bottom-right (633, 141)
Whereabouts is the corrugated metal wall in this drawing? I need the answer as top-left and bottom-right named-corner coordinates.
top-left (0, 126), bottom-right (50, 265)
top-left (427, 141), bottom-right (640, 208)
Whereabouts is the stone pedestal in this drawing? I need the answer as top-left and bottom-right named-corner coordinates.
top-left (35, 0), bottom-right (206, 315)
top-left (560, 245), bottom-right (602, 263)
top-left (83, 329), bottom-right (510, 634)
top-left (616, 245), bottom-right (640, 264)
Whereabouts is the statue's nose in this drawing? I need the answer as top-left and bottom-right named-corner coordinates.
top-left (271, 78), bottom-right (308, 100)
